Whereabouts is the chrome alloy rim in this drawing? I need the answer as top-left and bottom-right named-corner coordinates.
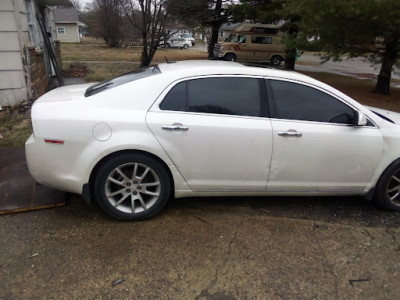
top-left (387, 171), bottom-right (400, 206)
top-left (105, 163), bottom-right (161, 214)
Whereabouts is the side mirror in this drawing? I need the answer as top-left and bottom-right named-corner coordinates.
top-left (354, 111), bottom-right (367, 126)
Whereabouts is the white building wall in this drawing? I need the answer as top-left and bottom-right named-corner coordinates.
top-left (0, 0), bottom-right (30, 106)
top-left (56, 23), bottom-right (80, 43)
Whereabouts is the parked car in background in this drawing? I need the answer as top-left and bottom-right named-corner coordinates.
top-left (180, 33), bottom-right (195, 46)
top-left (165, 37), bottom-right (191, 49)
top-left (26, 60), bottom-right (400, 221)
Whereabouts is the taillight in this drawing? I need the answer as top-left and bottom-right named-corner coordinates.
top-left (44, 139), bottom-right (64, 145)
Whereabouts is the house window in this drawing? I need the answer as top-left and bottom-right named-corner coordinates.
top-left (57, 27), bottom-right (65, 35)
top-left (25, 0), bottom-right (38, 45)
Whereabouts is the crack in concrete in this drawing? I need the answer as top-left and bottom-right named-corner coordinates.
top-left (309, 219), bottom-right (340, 300)
top-left (195, 216), bottom-right (245, 300)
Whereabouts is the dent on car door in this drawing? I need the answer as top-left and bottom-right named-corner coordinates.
top-left (146, 77), bottom-right (273, 191)
top-left (266, 79), bottom-right (383, 193)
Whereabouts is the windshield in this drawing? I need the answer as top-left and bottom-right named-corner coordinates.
top-left (85, 65), bottom-right (161, 97)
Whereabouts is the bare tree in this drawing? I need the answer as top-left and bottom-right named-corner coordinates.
top-left (120, 0), bottom-right (169, 67)
top-left (168, 0), bottom-right (232, 58)
top-left (70, 0), bottom-right (83, 11)
top-left (82, 0), bottom-right (127, 47)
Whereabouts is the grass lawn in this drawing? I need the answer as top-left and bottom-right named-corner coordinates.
top-left (1, 38), bottom-right (398, 148)
top-left (61, 37), bottom-right (208, 81)
top-left (0, 108), bottom-right (32, 148)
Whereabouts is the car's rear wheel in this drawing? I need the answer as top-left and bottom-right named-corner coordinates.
top-left (94, 153), bottom-right (171, 220)
top-left (224, 53), bottom-right (236, 61)
top-left (271, 55), bottom-right (282, 66)
top-left (183, 44), bottom-right (189, 49)
top-left (374, 159), bottom-right (400, 212)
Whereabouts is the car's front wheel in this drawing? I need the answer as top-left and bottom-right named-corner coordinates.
top-left (94, 153), bottom-right (172, 220)
top-left (374, 159), bottom-right (400, 212)
top-left (183, 44), bottom-right (189, 49)
top-left (224, 53), bottom-right (236, 61)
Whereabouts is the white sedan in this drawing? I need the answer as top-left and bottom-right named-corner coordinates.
top-left (26, 60), bottom-right (400, 220)
top-left (165, 37), bottom-right (191, 49)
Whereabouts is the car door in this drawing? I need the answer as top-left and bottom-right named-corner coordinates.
top-left (266, 79), bottom-right (383, 193)
top-left (146, 76), bottom-right (273, 191)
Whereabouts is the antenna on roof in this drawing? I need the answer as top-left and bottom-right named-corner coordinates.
top-left (164, 56), bottom-right (176, 64)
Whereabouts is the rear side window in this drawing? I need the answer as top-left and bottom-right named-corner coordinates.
top-left (85, 66), bottom-right (160, 97)
top-left (251, 36), bottom-right (273, 44)
top-left (160, 77), bottom-right (265, 117)
top-left (159, 82), bottom-right (186, 111)
top-left (268, 80), bottom-right (355, 124)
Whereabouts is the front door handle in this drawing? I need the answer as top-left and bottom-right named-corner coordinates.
top-left (162, 124), bottom-right (189, 131)
top-left (278, 130), bottom-right (302, 137)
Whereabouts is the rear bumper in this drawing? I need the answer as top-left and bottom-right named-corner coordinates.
top-left (25, 134), bottom-right (94, 195)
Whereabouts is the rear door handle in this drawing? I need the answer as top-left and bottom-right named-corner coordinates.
top-left (162, 124), bottom-right (189, 131)
top-left (278, 131), bottom-right (302, 137)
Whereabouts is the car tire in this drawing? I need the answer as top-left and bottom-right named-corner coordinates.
top-left (374, 159), bottom-right (400, 212)
top-left (271, 55), bottom-right (282, 66)
top-left (183, 44), bottom-right (189, 49)
top-left (94, 153), bottom-right (172, 221)
top-left (224, 53), bottom-right (236, 61)
top-left (166, 44), bottom-right (170, 48)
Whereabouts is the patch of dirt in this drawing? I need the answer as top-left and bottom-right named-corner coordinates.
top-left (63, 63), bottom-right (89, 78)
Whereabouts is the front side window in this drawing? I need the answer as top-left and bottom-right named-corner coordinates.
top-left (268, 80), bottom-right (355, 124)
top-left (237, 35), bottom-right (246, 43)
top-left (160, 77), bottom-right (265, 117)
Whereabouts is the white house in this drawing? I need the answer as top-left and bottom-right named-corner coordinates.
top-left (0, 0), bottom-right (65, 107)
top-left (54, 7), bottom-right (84, 43)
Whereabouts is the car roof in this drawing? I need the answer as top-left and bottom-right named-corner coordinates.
top-left (157, 60), bottom-right (317, 84)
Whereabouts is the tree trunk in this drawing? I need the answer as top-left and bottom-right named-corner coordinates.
top-left (374, 35), bottom-right (399, 95)
top-left (208, 24), bottom-right (220, 59)
top-left (140, 48), bottom-right (151, 68)
top-left (140, 29), bottom-right (150, 68)
top-left (284, 47), bottom-right (296, 70)
top-left (207, 0), bottom-right (223, 59)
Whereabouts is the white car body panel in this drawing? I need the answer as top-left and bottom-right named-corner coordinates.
top-left (147, 111), bottom-right (273, 190)
top-left (25, 60), bottom-right (400, 203)
top-left (268, 119), bottom-right (383, 192)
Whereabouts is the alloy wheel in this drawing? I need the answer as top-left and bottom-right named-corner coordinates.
top-left (386, 170), bottom-right (400, 206)
top-left (104, 162), bottom-right (161, 214)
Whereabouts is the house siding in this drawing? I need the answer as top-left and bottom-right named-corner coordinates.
top-left (0, 0), bottom-right (30, 106)
top-left (56, 23), bottom-right (80, 42)
top-left (0, 0), bottom-right (59, 107)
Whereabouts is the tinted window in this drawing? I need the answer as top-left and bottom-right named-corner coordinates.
top-left (254, 27), bottom-right (278, 34)
top-left (251, 36), bottom-right (272, 44)
top-left (160, 82), bottom-right (186, 111)
top-left (269, 80), bottom-right (355, 124)
top-left (188, 78), bottom-right (261, 117)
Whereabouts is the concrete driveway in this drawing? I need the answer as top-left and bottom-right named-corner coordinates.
top-left (1, 195), bottom-right (399, 299)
